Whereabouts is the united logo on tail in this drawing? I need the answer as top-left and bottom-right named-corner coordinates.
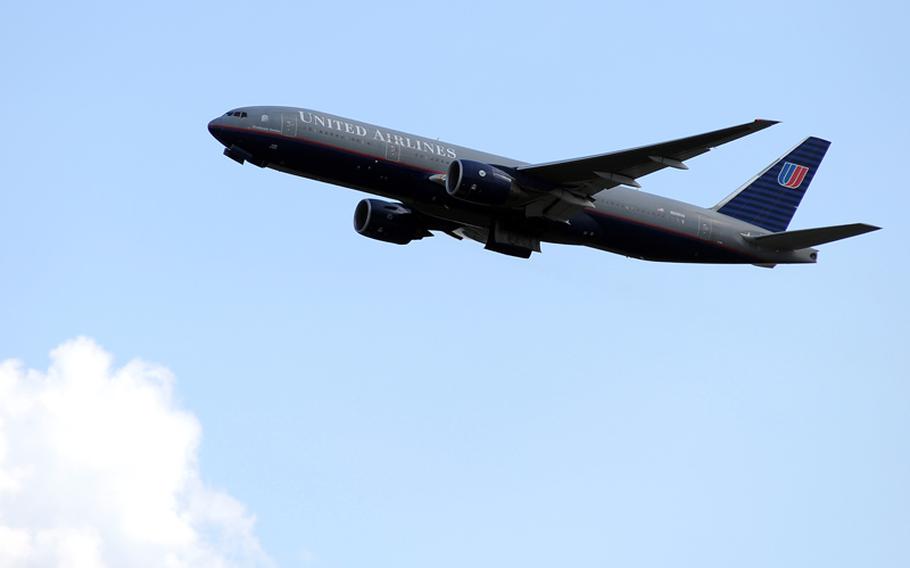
top-left (778, 162), bottom-right (809, 189)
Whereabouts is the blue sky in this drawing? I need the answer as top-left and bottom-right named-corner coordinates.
top-left (1, 1), bottom-right (907, 566)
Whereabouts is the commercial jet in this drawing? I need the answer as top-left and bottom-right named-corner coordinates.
top-left (207, 107), bottom-right (878, 266)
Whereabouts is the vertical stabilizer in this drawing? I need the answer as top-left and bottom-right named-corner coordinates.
top-left (714, 137), bottom-right (830, 232)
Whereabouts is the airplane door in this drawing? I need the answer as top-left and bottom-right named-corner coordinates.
top-left (281, 113), bottom-right (297, 137)
top-left (385, 142), bottom-right (400, 162)
top-left (698, 216), bottom-right (713, 240)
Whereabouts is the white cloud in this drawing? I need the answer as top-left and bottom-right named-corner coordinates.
top-left (0, 337), bottom-right (272, 567)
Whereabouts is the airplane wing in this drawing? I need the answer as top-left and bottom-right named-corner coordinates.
top-left (516, 119), bottom-right (778, 220)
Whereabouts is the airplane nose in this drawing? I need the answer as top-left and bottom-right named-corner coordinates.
top-left (208, 116), bottom-right (228, 145)
top-left (207, 117), bottom-right (222, 136)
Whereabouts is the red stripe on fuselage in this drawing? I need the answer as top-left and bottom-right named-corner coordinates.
top-left (214, 124), bottom-right (446, 175)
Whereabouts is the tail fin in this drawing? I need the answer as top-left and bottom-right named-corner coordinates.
top-left (714, 137), bottom-right (830, 232)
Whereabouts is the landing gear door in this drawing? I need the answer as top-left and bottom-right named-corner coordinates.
top-left (281, 113), bottom-right (297, 137)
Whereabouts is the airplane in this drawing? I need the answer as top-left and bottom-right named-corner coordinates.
top-left (207, 107), bottom-right (879, 266)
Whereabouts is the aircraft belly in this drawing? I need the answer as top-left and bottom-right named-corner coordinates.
top-left (585, 210), bottom-right (753, 263)
top-left (261, 135), bottom-right (438, 202)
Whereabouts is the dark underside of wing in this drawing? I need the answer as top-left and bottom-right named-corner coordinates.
top-left (517, 119), bottom-right (779, 190)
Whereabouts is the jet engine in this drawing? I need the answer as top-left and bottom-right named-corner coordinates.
top-left (445, 159), bottom-right (520, 205)
top-left (353, 199), bottom-right (431, 245)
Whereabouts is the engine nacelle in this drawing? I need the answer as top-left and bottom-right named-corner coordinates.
top-left (353, 199), bottom-right (429, 245)
top-left (446, 159), bottom-right (517, 205)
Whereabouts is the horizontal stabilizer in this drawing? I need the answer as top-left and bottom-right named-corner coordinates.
top-left (746, 223), bottom-right (880, 250)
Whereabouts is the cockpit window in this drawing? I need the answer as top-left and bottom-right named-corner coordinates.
top-left (225, 110), bottom-right (248, 118)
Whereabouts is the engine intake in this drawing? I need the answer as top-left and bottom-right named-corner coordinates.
top-left (353, 199), bottom-right (430, 245)
top-left (446, 159), bottom-right (517, 205)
